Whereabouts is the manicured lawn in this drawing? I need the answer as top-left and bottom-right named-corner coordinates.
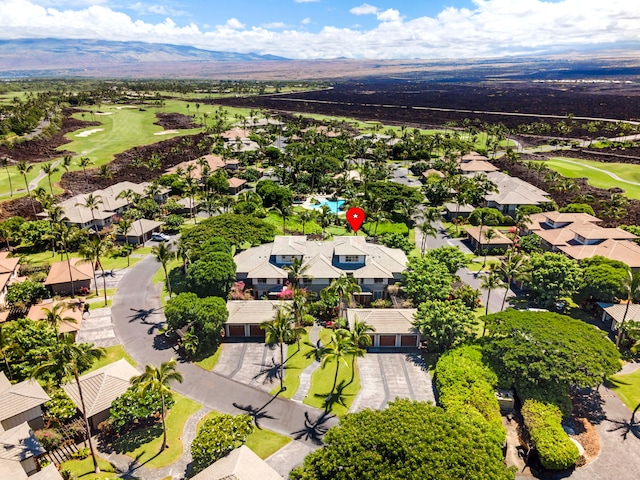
top-left (362, 220), bottom-right (408, 236)
top-left (608, 369), bottom-right (640, 411)
top-left (86, 344), bottom-right (137, 373)
top-left (88, 299), bottom-right (113, 310)
top-left (110, 394), bottom-right (201, 468)
top-left (59, 456), bottom-right (117, 479)
top-left (263, 211), bottom-right (322, 236)
top-left (16, 246), bottom-right (148, 271)
top-left (270, 330), bottom-right (315, 399)
top-left (539, 157), bottom-right (640, 200)
top-left (195, 345), bottom-right (223, 371)
top-left (303, 329), bottom-right (361, 415)
top-left (198, 411), bottom-right (292, 459)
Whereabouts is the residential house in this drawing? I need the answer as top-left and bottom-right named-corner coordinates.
top-left (0, 422), bottom-right (46, 478)
top-left (62, 359), bottom-right (139, 430)
top-left (115, 218), bottom-right (163, 245)
top-left (234, 236), bottom-right (407, 300)
top-left (225, 300), bottom-right (290, 338)
top-left (191, 445), bottom-right (283, 480)
top-left (466, 226), bottom-right (513, 253)
top-left (346, 308), bottom-right (420, 348)
top-left (0, 252), bottom-right (20, 307)
top-left (27, 299), bottom-right (84, 338)
top-left (459, 157), bottom-right (499, 174)
top-left (44, 258), bottom-right (93, 296)
top-left (421, 169), bottom-right (445, 182)
top-left (228, 177), bottom-right (247, 195)
top-left (443, 202), bottom-right (475, 220)
top-left (0, 372), bottom-right (50, 431)
top-left (483, 171), bottom-right (550, 216)
top-left (165, 154), bottom-right (226, 178)
top-left (598, 302), bottom-right (640, 331)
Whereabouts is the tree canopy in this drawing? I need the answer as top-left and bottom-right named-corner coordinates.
top-left (180, 213), bottom-right (276, 251)
top-left (424, 246), bottom-right (470, 275)
top-left (413, 299), bottom-right (477, 352)
top-left (291, 399), bottom-right (514, 480)
top-left (402, 256), bottom-right (453, 305)
top-left (165, 293), bottom-right (228, 352)
top-left (524, 252), bottom-right (582, 306)
top-left (186, 252), bottom-right (236, 299)
top-left (483, 311), bottom-right (620, 398)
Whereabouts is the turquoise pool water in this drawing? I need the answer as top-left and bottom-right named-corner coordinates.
top-left (309, 199), bottom-right (345, 214)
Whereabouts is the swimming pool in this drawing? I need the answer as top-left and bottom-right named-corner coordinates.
top-left (308, 198), bottom-right (345, 214)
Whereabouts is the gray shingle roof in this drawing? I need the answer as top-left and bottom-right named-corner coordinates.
top-left (226, 300), bottom-right (290, 325)
top-left (0, 373), bottom-right (50, 422)
top-left (346, 308), bottom-right (418, 335)
top-left (191, 445), bottom-right (283, 480)
top-left (62, 359), bottom-right (139, 418)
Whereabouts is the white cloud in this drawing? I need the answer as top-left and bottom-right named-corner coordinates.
top-left (294, 0), bottom-right (319, 3)
top-left (301, 17), bottom-right (311, 24)
top-left (1, 0), bottom-right (640, 60)
top-left (262, 22), bottom-right (289, 29)
top-left (350, 3), bottom-right (379, 16)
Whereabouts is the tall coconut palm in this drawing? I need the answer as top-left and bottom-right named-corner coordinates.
top-left (298, 210), bottom-right (315, 235)
top-left (283, 258), bottom-right (312, 288)
top-left (327, 275), bottom-right (362, 322)
top-left (131, 359), bottom-right (183, 451)
top-left (261, 308), bottom-right (304, 392)
top-left (1, 157), bottom-right (13, 197)
top-left (482, 228), bottom-right (497, 267)
top-left (17, 160), bottom-right (37, 217)
top-left (32, 337), bottom-right (105, 474)
top-left (346, 319), bottom-right (374, 384)
top-left (480, 268), bottom-right (505, 325)
top-left (284, 287), bottom-right (312, 349)
top-left (78, 157), bottom-right (92, 179)
top-left (61, 155), bottom-right (72, 175)
top-left (116, 217), bottom-right (134, 265)
top-left (41, 162), bottom-right (59, 196)
top-left (80, 235), bottom-right (112, 305)
top-left (273, 205), bottom-right (293, 233)
top-left (76, 193), bottom-right (103, 235)
top-left (498, 250), bottom-right (523, 311)
top-left (152, 242), bottom-right (175, 297)
top-left (41, 302), bottom-right (77, 341)
top-left (419, 221), bottom-right (437, 255)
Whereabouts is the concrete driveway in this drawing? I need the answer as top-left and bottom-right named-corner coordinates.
top-left (213, 343), bottom-right (280, 392)
top-left (349, 352), bottom-right (435, 412)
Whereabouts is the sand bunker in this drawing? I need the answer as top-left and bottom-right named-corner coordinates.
top-left (154, 130), bottom-right (179, 135)
top-left (75, 128), bottom-right (104, 137)
top-left (95, 112), bottom-right (113, 116)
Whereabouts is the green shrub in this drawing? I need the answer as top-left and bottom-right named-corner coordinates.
top-left (521, 399), bottom-right (579, 470)
top-left (435, 346), bottom-right (505, 445)
top-left (110, 386), bottom-right (174, 433)
top-left (44, 389), bottom-right (78, 427)
top-left (70, 447), bottom-right (89, 460)
top-left (35, 428), bottom-right (63, 451)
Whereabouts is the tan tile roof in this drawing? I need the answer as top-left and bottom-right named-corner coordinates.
top-left (165, 154), bottom-right (226, 176)
top-left (535, 223), bottom-right (596, 246)
top-left (571, 227), bottom-right (637, 241)
top-left (45, 258), bottom-right (93, 286)
top-left (226, 300), bottom-right (290, 325)
top-left (542, 211), bottom-right (602, 225)
top-left (600, 303), bottom-right (640, 323)
top-left (62, 359), bottom-right (139, 418)
top-left (422, 169), bottom-right (445, 178)
top-left (125, 219), bottom-right (163, 237)
top-left (191, 445), bottom-right (283, 480)
top-left (346, 308), bottom-right (418, 335)
top-left (559, 239), bottom-right (640, 268)
top-left (333, 236), bottom-right (368, 256)
top-left (0, 252), bottom-right (19, 275)
top-left (466, 227), bottom-right (513, 245)
top-left (461, 152), bottom-right (489, 161)
top-left (228, 177), bottom-right (247, 188)
top-left (27, 300), bottom-right (84, 334)
top-left (459, 160), bottom-right (499, 173)
top-left (0, 372), bottom-right (50, 422)
top-left (0, 272), bottom-right (12, 293)
top-left (221, 127), bottom-right (251, 139)
top-left (247, 261), bottom-right (287, 279)
top-left (272, 236), bottom-right (307, 256)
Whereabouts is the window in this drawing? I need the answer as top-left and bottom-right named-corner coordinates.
top-left (258, 278), bottom-right (267, 284)
top-left (374, 278), bottom-right (384, 284)
top-left (344, 255), bottom-right (360, 263)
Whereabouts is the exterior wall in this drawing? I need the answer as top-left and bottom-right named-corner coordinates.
top-left (1, 406), bottom-right (43, 431)
top-left (371, 333), bottom-right (419, 348)
top-left (90, 409), bottom-right (110, 431)
top-left (274, 255), bottom-right (303, 265)
top-left (337, 255), bottom-right (366, 265)
top-left (21, 456), bottom-right (38, 476)
top-left (250, 278), bottom-right (284, 298)
top-left (48, 279), bottom-right (92, 296)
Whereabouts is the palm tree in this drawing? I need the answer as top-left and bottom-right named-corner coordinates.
top-left (346, 319), bottom-right (374, 384)
top-left (498, 250), bottom-right (523, 311)
top-left (78, 157), bottom-right (92, 179)
top-left (176, 242), bottom-right (191, 274)
top-left (116, 217), bottom-right (134, 266)
top-left (131, 359), bottom-right (184, 451)
top-left (152, 242), bottom-right (175, 297)
top-left (80, 236), bottom-right (112, 305)
top-left (273, 205), bottom-right (293, 233)
top-left (76, 193), bottom-right (103, 234)
top-left (17, 160), bottom-right (36, 217)
top-left (41, 302), bottom-right (77, 340)
top-left (306, 329), bottom-right (353, 409)
top-left (618, 269), bottom-right (640, 347)
top-left (41, 162), bottom-right (59, 196)
top-left (298, 210), bottom-right (315, 235)
top-left (419, 221), bottom-right (437, 255)
top-left (1, 157), bottom-right (13, 197)
top-left (61, 155), bottom-right (72, 175)
top-left (261, 308), bottom-right (303, 392)
top-left (328, 275), bottom-right (361, 321)
top-left (482, 228), bottom-right (497, 267)
top-left (0, 324), bottom-right (18, 380)
top-left (283, 258), bottom-right (312, 288)
top-left (480, 268), bottom-right (505, 323)
top-left (32, 336), bottom-right (105, 474)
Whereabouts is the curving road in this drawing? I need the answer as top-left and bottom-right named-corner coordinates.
top-left (111, 256), bottom-right (338, 446)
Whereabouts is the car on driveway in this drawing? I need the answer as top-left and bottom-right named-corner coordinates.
top-left (151, 232), bottom-right (170, 242)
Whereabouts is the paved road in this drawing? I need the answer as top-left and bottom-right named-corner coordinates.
top-left (111, 256), bottom-right (338, 447)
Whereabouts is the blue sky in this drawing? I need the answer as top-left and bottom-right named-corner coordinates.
top-left (1, 0), bottom-right (639, 59)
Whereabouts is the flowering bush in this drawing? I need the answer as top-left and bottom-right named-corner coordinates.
top-left (229, 281), bottom-right (253, 300)
top-left (35, 428), bottom-right (63, 451)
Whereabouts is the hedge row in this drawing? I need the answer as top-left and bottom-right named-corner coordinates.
top-left (521, 399), bottom-right (579, 470)
top-left (435, 345), bottom-right (506, 445)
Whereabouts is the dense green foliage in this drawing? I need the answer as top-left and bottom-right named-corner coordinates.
top-left (484, 311), bottom-right (620, 408)
top-left (165, 293), bottom-right (228, 353)
top-left (367, 181), bottom-right (423, 214)
top-left (413, 299), bottom-right (477, 352)
top-left (290, 399), bottom-right (515, 480)
top-left (43, 389), bottom-right (78, 428)
top-left (469, 207), bottom-right (504, 227)
top-left (518, 234), bottom-right (542, 253)
top-left (1, 318), bottom-right (57, 382)
top-left (6, 279), bottom-right (49, 307)
top-left (256, 180), bottom-right (293, 209)
top-left (559, 203), bottom-right (596, 216)
top-left (190, 414), bottom-right (254, 476)
top-left (521, 399), bottom-right (579, 470)
top-left (185, 252), bottom-right (236, 298)
top-left (424, 246), bottom-right (470, 275)
top-left (180, 213), bottom-right (276, 250)
top-left (578, 255), bottom-right (629, 302)
top-left (377, 232), bottom-right (412, 254)
top-left (402, 256), bottom-right (453, 305)
top-left (435, 346), bottom-right (505, 445)
top-left (110, 385), bottom-right (174, 433)
top-left (524, 252), bottom-right (583, 306)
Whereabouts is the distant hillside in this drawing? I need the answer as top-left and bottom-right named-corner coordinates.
top-left (0, 38), bottom-right (288, 76)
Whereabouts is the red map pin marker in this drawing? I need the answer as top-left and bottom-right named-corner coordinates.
top-left (346, 207), bottom-right (366, 234)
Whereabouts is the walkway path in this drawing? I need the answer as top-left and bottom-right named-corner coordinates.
top-left (100, 406), bottom-right (210, 480)
top-left (292, 325), bottom-right (322, 403)
top-left (542, 156), bottom-right (640, 188)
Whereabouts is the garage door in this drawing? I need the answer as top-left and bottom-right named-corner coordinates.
top-left (228, 325), bottom-right (245, 337)
top-left (249, 324), bottom-right (265, 337)
top-left (400, 335), bottom-right (418, 347)
top-left (379, 335), bottom-right (397, 347)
